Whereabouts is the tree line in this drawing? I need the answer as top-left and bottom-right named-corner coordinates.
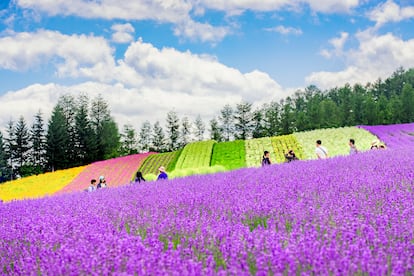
top-left (1, 67), bottom-right (414, 182)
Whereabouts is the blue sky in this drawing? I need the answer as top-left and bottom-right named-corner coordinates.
top-left (0, 0), bottom-right (413, 132)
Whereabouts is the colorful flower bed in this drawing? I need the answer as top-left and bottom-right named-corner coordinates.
top-left (270, 134), bottom-right (304, 163)
top-left (57, 153), bottom-right (154, 194)
top-left (294, 127), bottom-right (379, 159)
top-left (245, 137), bottom-right (275, 167)
top-left (211, 140), bottom-right (246, 170)
top-left (0, 166), bottom-right (86, 202)
top-left (175, 140), bottom-right (216, 170)
top-left (358, 123), bottom-right (414, 149)
top-left (1, 148), bottom-right (413, 274)
top-left (138, 151), bottom-right (181, 176)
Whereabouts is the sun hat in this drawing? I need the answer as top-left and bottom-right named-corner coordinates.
top-left (159, 166), bottom-right (165, 172)
top-left (99, 175), bottom-right (105, 180)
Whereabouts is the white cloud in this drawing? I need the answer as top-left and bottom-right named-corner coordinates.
top-left (368, 0), bottom-right (414, 27)
top-left (111, 23), bottom-right (135, 43)
top-left (264, 25), bottom-right (303, 35)
top-left (320, 32), bottom-right (349, 58)
top-left (305, 0), bottom-right (360, 13)
top-left (0, 30), bottom-right (115, 81)
top-left (307, 29), bottom-right (414, 89)
top-left (0, 33), bottom-right (289, 132)
top-left (173, 19), bottom-right (230, 44)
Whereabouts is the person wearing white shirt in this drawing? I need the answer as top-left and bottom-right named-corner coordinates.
top-left (315, 140), bottom-right (329, 159)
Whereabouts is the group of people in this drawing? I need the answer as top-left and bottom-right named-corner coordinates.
top-left (87, 175), bottom-right (107, 192)
top-left (261, 138), bottom-right (383, 167)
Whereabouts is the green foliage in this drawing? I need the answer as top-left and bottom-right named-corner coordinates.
top-left (175, 140), bottom-right (216, 170)
top-left (168, 165), bottom-right (225, 179)
top-left (245, 137), bottom-right (275, 167)
top-left (211, 140), bottom-right (246, 170)
top-left (139, 151), bottom-right (181, 176)
top-left (294, 126), bottom-right (380, 159)
top-left (270, 134), bottom-right (304, 163)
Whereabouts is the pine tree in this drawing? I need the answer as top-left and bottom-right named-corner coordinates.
top-left (219, 104), bottom-right (234, 141)
top-left (74, 94), bottom-right (96, 165)
top-left (4, 120), bottom-right (16, 180)
top-left (166, 110), bottom-right (180, 151)
top-left (46, 106), bottom-right (69, 171)
top-left (120, 124), bottom-right (138, 156)
top-left (194, 115), bottom-right (205, 141)
top-left (13, 116), bottom-right (31, 176)
top-left (30, 110), bottom-right (46, 173)
top-left (209, 118), bottom-right (222, 142)
top-left (57, 95), bottom-right (77, 166)
top-left (180, 116), bottom-right (192, 147)
top-left (0, 132), bottom-right (8, 182)
top-left (152, 121), bottom-right (166, 152)
top-left (139, 121), bottom-right (152, 152)
top-left (234, 101), bottom-right (254, 140)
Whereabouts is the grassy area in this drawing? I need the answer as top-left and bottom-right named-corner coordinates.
top-left (211, 140), bottom-right (246, 170)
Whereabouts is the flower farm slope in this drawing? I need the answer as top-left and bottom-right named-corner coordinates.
top-left (138, 150), bottom-right (181, 176)
top-left (245, 137), bottom-right (275, 167)
top-left (294, 127), bottom-right (380, 159)
top-left (358, 123), bottom-right (414, 148)
top-left (57, 153), bottom-right (154, 194)
top-left (175, 140), bottom-right (216, 170)
top-left (270, 134), bottom-right (304, 163)
top-left (1, 149), bottom-right (413, 274)
top-left (0, 166), bottom-right (86, 202)
top-left (211, 140), bottom-right (246, 170)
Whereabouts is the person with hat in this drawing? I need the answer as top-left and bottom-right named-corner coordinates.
top-left (157, 166), bottom-right (168, 181)
top-left (97, 175), bottom-right (107, 188)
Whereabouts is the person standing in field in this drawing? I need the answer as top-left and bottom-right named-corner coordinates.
top-left (134, 171), bottom-right (146, 183)
top-left (349, 139), bottom-right (358, 155)
top-left (285, 149), bottom-right (299, 162)
top-left (315, 140), bottom-right (329, 159)
top-left (157, 166), bottom-right (168, 180)
top-left (261, 151), bottom-right (271, 166)
top-left (88, 179), bottom-right (97, 192)
top-left (97, 175), bottom-right (107, 188)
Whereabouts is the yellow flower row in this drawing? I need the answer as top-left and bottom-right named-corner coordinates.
top-left (0, 166), bottom-right (87, 202)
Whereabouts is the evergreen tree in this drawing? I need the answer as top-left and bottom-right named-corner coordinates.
top-left (219, 104), bottom-right (234, 141)
top-left (0, 132), bottom-right (8, 182)
top-left (263, 101), bottom-right (280, 137)
top-left (57, 95), bottom-right (77, 166)
top-left (180, 116), bottom-right (192, 147)
top-left (209, 118), bottom-right (222, 141)
top-left (401, 83), bottom-right (414, 122)
top-left (279, 98), bottom-right (295, 134)
top-left (120, 124), bottom-right (138, 156)
top-left (13, 116), bottom-right (31, 176)
top-left (252, 109), bottom-right (266, 138)
top-left (234, 101), bottom-right (254, 140)
top-left (100, 119), bottom-right (120, 159)
top-left (152, 121), bottom-right (166, 152)
top-left (74, 94), bottom-right (96, 165)
top-left (166, 110), bottom-right (180, 151)
top-left (193, 115), bottom-right (205, 141)
top-left (90, 94), bottom-right (119, 160)
top-left (4, 120), bottom-right (15, 180)
top-left (139, 121), bottom-right (152, 152)
top-left (30, 110), bottom-right (46, 174)
top-left (46, 106), bottom-right (69, 171)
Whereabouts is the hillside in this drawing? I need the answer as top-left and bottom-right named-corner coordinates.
top-left (1, 123), bottom-right (413, 201)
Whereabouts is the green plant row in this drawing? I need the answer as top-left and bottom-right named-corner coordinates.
top-left (270, 134), bottom-right (304, 163)
top-left (138, 151), bottom-right (181, 176)
top-left (294, 127), bottom-right (380, 159)
top-left (211, 140), bottom-right (246, 171)
top-left (175, 140), bottom-right (216, 170)
top-left (245, 137), bottom-right (275, 167)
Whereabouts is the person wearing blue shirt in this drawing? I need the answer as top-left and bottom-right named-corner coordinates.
top-left (157, 166), bottom-right (168, 180)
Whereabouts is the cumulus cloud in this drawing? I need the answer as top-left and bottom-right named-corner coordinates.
top-left (306, 29), bottom-right (414, 89)
top-left (111, 23), bottom-right (135, 43)
top-left (320, 32), bottom-right (349, 58)
top-left (173, 19), bottom-right (230, 44)
top-left (0, 32), bottom-right (288, 132)
top-left (368, 0), bottom-right (414, 27)
top-left (0, 30), bottom-right (115, 80)
top-left (264, 25), bottom-right (303, 35)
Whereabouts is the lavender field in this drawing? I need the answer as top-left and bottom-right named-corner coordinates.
top-left (1, 147), bottom-right (413, 275)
